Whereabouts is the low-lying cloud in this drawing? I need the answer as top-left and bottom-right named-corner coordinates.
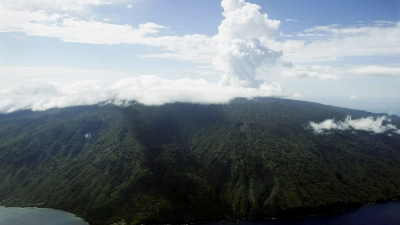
top-left (309, 116), bottom-right (400, 134)
top-left (0, 76), bottom-right (286, 113)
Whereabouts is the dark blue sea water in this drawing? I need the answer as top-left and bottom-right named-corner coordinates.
top-left (1, 200), bottom-right (399, 225)
top-left (208, 199), bottom-right (400, 225)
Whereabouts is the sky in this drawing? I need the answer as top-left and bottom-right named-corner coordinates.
top-left (0, 0), bottom-right (400, 115)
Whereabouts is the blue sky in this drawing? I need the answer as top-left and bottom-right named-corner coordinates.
top-left (0, 0), bottom-right (399, 115)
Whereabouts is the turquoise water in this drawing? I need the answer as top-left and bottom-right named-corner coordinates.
top-left (0, 207), bottom-right (88, 225)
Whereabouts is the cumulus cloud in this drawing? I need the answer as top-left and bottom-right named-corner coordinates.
top-left (309, 116), bottom-right (400, 134)
top-left (1, 1), bottom-right (399, 68)
top-left (0, 0), bottom-right (291, 113)
top-left (0, 76), bottom-right (286, 113)
top-left (212, 0), bottom-right (283, 87)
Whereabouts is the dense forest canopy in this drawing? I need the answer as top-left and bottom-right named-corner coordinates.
top-left (0, 98), bottom-right (399, 225)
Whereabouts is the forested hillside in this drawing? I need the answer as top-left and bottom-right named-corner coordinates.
top-left (1, 98), bottom-right (400, 225)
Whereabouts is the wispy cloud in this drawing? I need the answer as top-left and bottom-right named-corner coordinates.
top-left (2, 1), bottom-right (398, 70)
top-left (309, 116), bottom-right (400, 134)
top-left (285, 19), bottom-right (298, 22)
top-left (281, 65), bottom-right (340, 80)
top-left (273, 21), bottom-right (400, 63)
top-left (0, 5), bottom-right (167, 44)
top-left (0, 0), bottom-right (285, 78)
top-left (1, 0), bottom-right (129, 12)
top-left (2, 2), bottom-right (399, 67)
top-left (350, 66), bottom-right (400, 77)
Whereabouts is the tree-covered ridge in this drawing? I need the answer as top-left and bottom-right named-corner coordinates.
top-left (0, 98), bottom-right (399, 225)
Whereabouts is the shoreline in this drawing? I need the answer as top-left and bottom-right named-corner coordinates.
top-left (126, 197), bottom-right (400, 225)
top-left (2, 197), bottom-right (400, 225)
top-left (0, 206), bottom-right (89, 224)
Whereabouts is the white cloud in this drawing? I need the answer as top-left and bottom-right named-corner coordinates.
top-left (1, 0), bottom-right (127, 12)
top-left (0, 80), bottom-right (111, 113)
top-left (285, 19), bottom-right (298, 22)
top-left (350, 95), bottom-right (358, 100)
top-left (350, 66), bottom-right (400, 77)
top-left (0, 65), bottom-right (134, 85)
top-left (0, 2), bottom-right (220, 65)
top-left (281, 65), bottom-right (340, 80)
top-left (292, 93), bottom-right (305, 99)
top-left (0, 4), bottom-right (168, 44)
top-left (140, 34), bottom-right (216, 64)
top-left (1, 1), bottom-right (399, 69)
top-left (0, 0), bottom-right (290, 113)
top-left (127, 4), bottom-right (133, 9)
top-left (0, 76), bottom-right (286, 113)
top-left (212, 0), bottom-right (283, 88)
top-left (309, 116), bottom-right (400, 134)
top-left (1, 0), bottom-right (398, 114)
top-left (273, 22), bottom-right (400, 63)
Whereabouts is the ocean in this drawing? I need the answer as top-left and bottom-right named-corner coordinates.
top-left (1, 199), bottom-right (399, 225)
top-left (209, 199), bottom-right (400, 225)
top-left (0, 207), bottom-right (88, 225)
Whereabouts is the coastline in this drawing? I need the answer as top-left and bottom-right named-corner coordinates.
top-left (94, 197), bottom-right (400, 225)
top-left (1, 197), bottom-right (400, 225)
top-left (0, 206), bottom-right (89, 225)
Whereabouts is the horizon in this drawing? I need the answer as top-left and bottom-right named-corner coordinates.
top-left (1, 0), bottom-right (399, 114)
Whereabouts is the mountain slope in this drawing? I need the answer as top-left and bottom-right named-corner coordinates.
top-left (0, 98), bottom-right (400, 225)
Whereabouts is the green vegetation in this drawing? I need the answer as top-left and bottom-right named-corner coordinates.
top-left (0, 98), bottom-right (400, 225)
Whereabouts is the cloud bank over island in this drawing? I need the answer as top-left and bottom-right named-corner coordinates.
top-left (0, 76), bottom-right (286, 113)
top-left (309, 116), bottom-right (400, 135)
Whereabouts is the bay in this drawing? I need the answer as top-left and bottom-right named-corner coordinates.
top-left (0, 207), bottom-right (88, 225)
